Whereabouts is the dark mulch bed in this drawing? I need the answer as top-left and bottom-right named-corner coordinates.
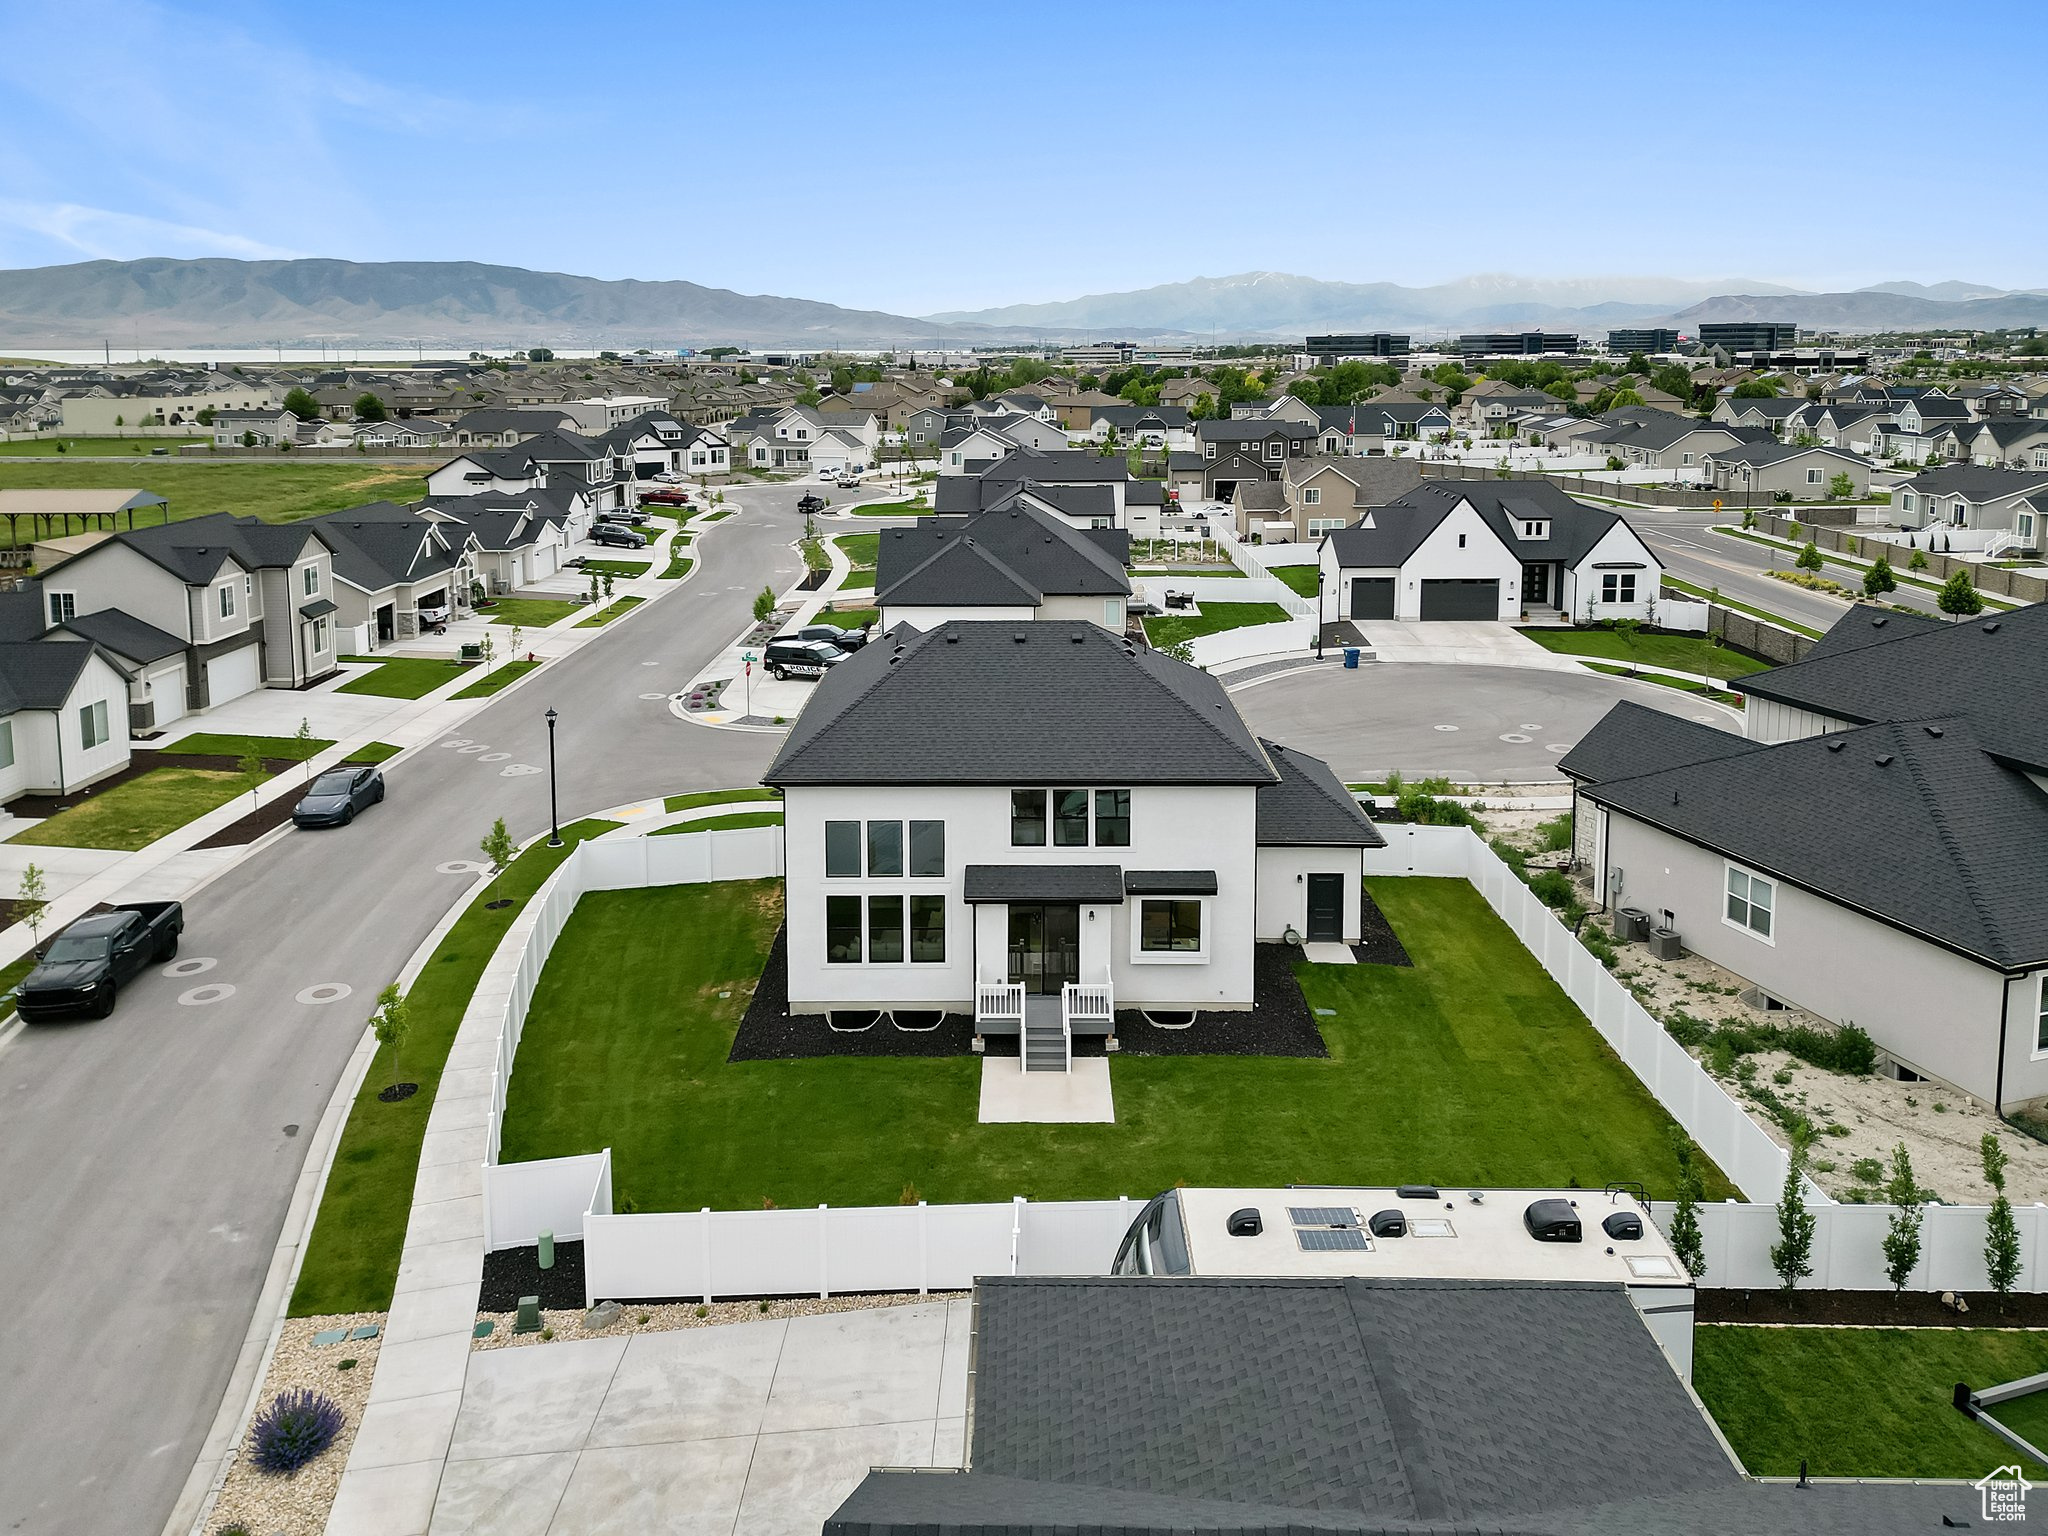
top-left (1111, 943), bottom-right (1326, 1057)
top-left (797, 567), bottom-right (830, 590)
top-left (728, 927), bottom-right (976, 1060)
top-left (1319, 619), bottom-right (1369, 648)
top-left (481, 1240), bottom-right (586, 1312)
top-left (1352, 888), bottom-right (1413, 967)
top-left (193, 783), bottom-right (305, 848)
top-left (1700, 1288), bottom-right (2048, 1328)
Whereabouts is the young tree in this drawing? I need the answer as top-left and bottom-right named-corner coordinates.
top-left (478, 816), bottom-right (516, 875)
top-left (1827, 470), bottom-right (1855, 500)
top-left (602, 572), bottom-right (615, 600)
top-left (1667, 1126), bottom-right (1707, 1280)
top-left (479, 634), bottom-right (495, 673)
top-left (281, 387), bottom-right (320, 421)
top-left (238, 744), bottom-right (266, 806)
top-left (1612, 617), bottom-right (1644, 673)
top-left (1983, 1133), bottom-right (2022, 1308)
top-left (753, 585), bottom-right (777, 623)
top-left (294, 717), bottom-right (315, 781)
top-left (371, 983), bottom-right (411, 1092)
top-left (240, 430), bottom-right (257, 449)
top-left (16, 862), bottom-right (48, 944)
top-left (1795, 541), bottom-right (1824, 572)
top-left (1862, 557), bottom-right (1897, 597)
top-left (508, 624), bottom-right (523, 661)
top-left (1937, 569), bottom-right (1984, 619)
top-left (1908, 546), bottom-right (1928, 571)
top-left (1770, 1124), bottom-right (1817, 1300)
top-left (1880, 1142), bottom-right (1923, 1297)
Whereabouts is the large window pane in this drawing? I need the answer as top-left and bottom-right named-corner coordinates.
top-left (826, 895), bottom-right (862, 963)
top-left (868, 895), bottom-right (904, 963)
top-left (1011, 788), bottom-right (1046, 846)
top-left (825, 821), bottom-right (861, 878)
top-left (1053, 789), bottom-right (1089, 847)
top-left (867, 820), bottom-right (903, 877)
top-left (1140, 899), bottom-right (1202, 953)
top-left (1749, 877), bottom-right (1773, 937)
top-left (909, 820), bottom-right (945, 877)
top-left (910, 895), bottom-right (945, 963)
top-left (1094, 788), bottom-right (1130, 847)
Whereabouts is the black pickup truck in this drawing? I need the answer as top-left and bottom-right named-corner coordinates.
top-left (15, 902), bottom-right (184, 1021)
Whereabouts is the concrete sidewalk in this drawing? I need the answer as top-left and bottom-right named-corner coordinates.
top-left (1351, 621), bottom-right (1587, 671)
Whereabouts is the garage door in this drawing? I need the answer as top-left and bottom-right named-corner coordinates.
top-left (205, 644), bottom-right (262, 706)
top-left (1419, 579), bottom-right (1500, 621)
top-left (1348, 577), bottom-right (1395, 620)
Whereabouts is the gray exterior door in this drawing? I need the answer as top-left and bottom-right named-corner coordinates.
top-left (1349, 577), bottom-right (1395, 619)
top-left (1306, 874), bottom-right (1345, 942)
top-left (1419, 579), bottom-right (1499, 620)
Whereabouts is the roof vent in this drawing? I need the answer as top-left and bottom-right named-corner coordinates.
top-left (944, 633), bottom-right (959, 644)
top-left (1825, 739), bottom-right (1844, 752)
top-left (1012, 632), bottom-right (1027, 644)
top-left (1602, 1210), bottom-right (1644, 1241)
top-left (1875, 753), bottom-right (1894, 767)
top-left (1070, 633), bottom-right (1084, 644)
top-left (1368, 1209), bottom-right (1407, 1239)
top-left (1925, 725), bottom-right (1944, 738)
top-left (1225, 1207), bottom-right (1262, 1238)
top-left (1396, 1184), bottom-right (1439, 1200)
top-left (1871, 616), bottom-right (1888, 627)
top-left (1524, 1199), bottom-right (1582, 1243)
top-left (1983, 621), bottom-right (2002, 633)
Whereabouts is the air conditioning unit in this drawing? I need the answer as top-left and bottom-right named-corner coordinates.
top-left (1649, 928), bottom-right (1684, 961)
top-left (1615, 907), bottom-right (1652, 943)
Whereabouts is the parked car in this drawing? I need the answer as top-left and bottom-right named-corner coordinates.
top-left (591, 524), bottom-right (648, 549)
top-left (16, 902), bottom-right (184, 1021)
top-left (792, 621), bottom-right (870, 651)
top-left (763, 637), bottom-right (849, 680)
top-left (599, 508), bottom-right (648, 526)
top-left (796, 493), bottom-right (827, 515)
top-left (640, 488), bottom-right (692, 507)
top-left (653, 471), bottom-right (683, 483)
top-left (293, 765), bottom-right (385, 828)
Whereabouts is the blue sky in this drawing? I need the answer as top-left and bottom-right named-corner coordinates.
top-left (2, 1), bottom-right (2041, 315)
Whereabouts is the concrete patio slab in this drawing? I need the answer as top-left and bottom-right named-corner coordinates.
top-left (759, 1304), bottom-right (950, 1434)
top-left (1301, 941), bottom-right (1357, 965)
top-left (734, 1419), bottom-right (943, 1536)
top-left (546, 1435), bottom-right (759, 1534)
top-left (977, 1054), bottom-right (1116, 1124)
top-left (430, 1450), bottom-right (578, 1536)
top-left (448, 1334), bottom-right (632, 1461)
top-left (586, 1317), bottom-right (788, 1448)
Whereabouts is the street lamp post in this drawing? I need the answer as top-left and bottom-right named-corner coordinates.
top-left (1316, 570), bottom-right (1326, 660)
top-left (544, 707), bottom-right (562, 848)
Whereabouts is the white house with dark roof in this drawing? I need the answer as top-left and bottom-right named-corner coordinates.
top-left (761, 621), bottom-right (1381, 1068)
top-left (0, 638), bottom-right (132, 794)
top-left (304, 505), bottom-right (480, 649)
top-left (1318, 481), bottom-right (1660, 622)
top-left (1564, 605), bottom-right (2048, 1110)
top-left (873, 505), bottom-right (1131, 631)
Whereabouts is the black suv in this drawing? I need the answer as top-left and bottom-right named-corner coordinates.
top-left (763, 637), bottom-right (848, 680)
top-left (591, 524), bottom-right (648, 548)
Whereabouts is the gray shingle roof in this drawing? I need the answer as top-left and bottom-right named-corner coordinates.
top-left (763, 621), bottom-right (1279, 788)
top-left (1256, 739), bottom-right (1384, 847)
top-left (1898, 465), bottom-right (2048, 502)
top-left (307, 507), bottom-right (467, 592)
top-left (876, 506), bottom-right (1130, 608)
top-left (1324, 481), bottom-right (1637, 572)
top-left (58, 608), bottom-right (185, 664)
top-left (0, 639), bottom-right (99, 713)
top-left (963, 865), bottom-right (1126, 904)
top-left (1557, 701), bottom-right (1762, 786)
top-left (1702, 441), bottom-right (1860, 468)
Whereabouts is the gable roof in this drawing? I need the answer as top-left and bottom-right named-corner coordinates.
top-left (763, 621), bottom-right (1279, 787)
top-left (1378, 480), bottom-right (1638, 568)
top-left (1557, 700), bottom-right (1765, 786)
top-left (57, 608), bottom-right (185, 664)
top-left (1255, 740), bottom-right (1384, 847)
top-left (1702, 441), bottom-right (1862, 468)
top-left (0, 639), bottom-right (102, 714)
top-left (48, 511), bottom-right (326, 587)
top-left (875, 505), bottom-right (1130, 608)
top-left (305, 506), bottom-right (468, 592)
top-left (1898, 465), bottom-right (2048, 502)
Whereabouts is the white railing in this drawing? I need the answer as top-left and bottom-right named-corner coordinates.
top-left (1226, 536), bottom-right (1318, 620)
top-left (977, 979), bottom-right (1023, 1023)
top-left (1364, 824), bottom-right (1794, 1203)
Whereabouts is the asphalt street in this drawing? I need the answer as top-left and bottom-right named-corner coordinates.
top-left (1232, 661), bottom-right (1737, 783)
top-left (0, 489), bottom-right (806, 1535)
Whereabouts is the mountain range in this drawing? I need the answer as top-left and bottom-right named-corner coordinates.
top-left (0, 258), bottom-right (2044, 350)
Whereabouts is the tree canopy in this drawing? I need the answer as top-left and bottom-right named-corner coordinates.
top-left (282, 387), bottom-right (320, 420)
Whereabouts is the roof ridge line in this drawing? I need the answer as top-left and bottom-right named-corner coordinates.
top-left (1135, 643), bottom-right (1278, 782)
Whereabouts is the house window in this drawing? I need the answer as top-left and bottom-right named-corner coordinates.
top-left (1103, 598), bottom-right (1122, 627)
top-left (218, 583), bottom-right (236, 620)
top-left (1053, 789), bottom-right (1089, 847)
top-left (1457, 533), bottom-right (1466, 548)
top-left (1725, 865), bottom-right (1774, 940)
top-left (1204, 443), bottom-right (1217, 459)
top-left (1901, 492), bottom-right (1916, 513)
top-left (1011, 788), bottom-right (1047, 845)
top-left (867, 820), bottom-right (903, 877)
top-left (1303, 487), bottom-right (1321, 506)
top-left (1140, 899), bottom-right (1203, 953)
top-left (908, 819), bottom-right (945, 877)
top-left (47, 591), bottom-right (76, 625)
top-left (1521, 520), bottom-right (1548, 538)
top-left (1806, 467), bottom-right (1822, 484)
top-left (1265, 441), bottom-right (1283, 459)
top-left (1601, 572), bottom-right (1637, 604)
top-left (79, 699), bottom-right (110, 750)
top-left (0, 720), bottom-right (13, 770)
top-left (1308, 518), bottom-right (1344, 535)
top-left (826, 895), bottom-right (862, 962)
top-left (825, 820), bottom-right (862, 877)
top-left (868, 896), bottom-right (904, 963)
top-left (311, 617), bottom-right (329, 652)
top-left (909, 895), bottom-right (945, 963)
top-left (2037, 975), bottom-right (2048, 1054)
top-left (303, 564), bottom-right (319, 596)
top-left (1094, 789), bottom-right (1130, 846)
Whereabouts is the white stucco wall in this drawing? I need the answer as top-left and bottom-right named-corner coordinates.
top-left (878, 603), bottom-right (1036, 632)
top-left (1745, 697), bottom-right (1853, 743)
top-left (1562, 520), bottom-right (1661, 623)
top-left (42, 539), bottom-right (196, 640)
top-left (781, 782), bottom-right (1261, 1015)
top-left (1392, 502), bottom-right (1522, 620)
top-left (1254, 846), bottom-right (1365, 942)
top-left (1596, 805), bottom-right (2035, 1104)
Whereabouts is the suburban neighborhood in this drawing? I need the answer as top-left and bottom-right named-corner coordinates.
top-left (3, 7), bottom-right (2048, 1536)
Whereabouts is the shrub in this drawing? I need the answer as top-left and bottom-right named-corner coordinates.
top-left (250, 1388), bottom-right (344, 1474)
top-left (1535, 814), bottom-right (1572, 852)
top-left (1528, 868), bottom-right (1577, 911)
top-left (1398, 792), bottom-right (1477, 827)
top-left (1579, 924), bottom-right (1619, 970)
top-left (1781, 1021), bottom-right (1876, 1075)
top-left (1662, 1008), bottom-right (1712, 1049)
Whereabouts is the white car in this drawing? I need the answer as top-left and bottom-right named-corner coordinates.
top-left (653, 471), bottom-right (683, 483)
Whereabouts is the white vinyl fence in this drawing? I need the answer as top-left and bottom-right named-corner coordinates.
top-left (1655, 598), bottom-right (1710, 634)
top-left (1365, 825), bottom-right (1793, 1202)
top-left (1188, 617), bottom-right (1315, 667)
top-left (1652, 1199), bottom-right (2048, 1294)
top-left (1227, 537), bottom-right (1318, 620)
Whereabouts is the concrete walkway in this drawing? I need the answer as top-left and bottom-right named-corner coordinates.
top-left (1351, 620), bottom-right (1586, 671)
top-left (977, 1055), bottom-right (1115, 1123)
top-left (426, 1301), bottom-right (967, 1535)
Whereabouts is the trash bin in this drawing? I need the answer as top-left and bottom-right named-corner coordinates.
top-left (1615, 907), bottom-right (1651, 943)
top-left (1343, 646), bottom-right (1360, 669)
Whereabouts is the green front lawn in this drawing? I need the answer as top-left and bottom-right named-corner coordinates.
top-left (288, 818), bottom-right (620, 1317)
top-left (837, 568), bottom-right (876, 590)
top-left (451, 660), bottom-right (540, 699)
top-left (0, 461), bottom-right (427, 525)
top-left (1273, 565), bottom-right (1322, 598)
top-left (821, 606), bottom-right (878, 630)
top-left (164, 730), bottom-right (334, 762)
top-left (348, 741), bottom-right (404, 763)
top-left (1695, 1325), bottom-right (2048, 1479)
top-left (486, 596), bottom-right (579, 628)
top-left (1142, 601), bottom-right (1292, 649)
top-left (652, 810), bottom-right (783, 834)
top-left (8, 767), bottom-right (261, 850)
top-left (665, 786), bottom-right (779, 814)
top-left (659, 557), bottom-right (694, 580)
top-left (850, 498), bottom-right (931, 517)
top-left (1515, 626), bottom-right (1771, 681)
top-left (575, 595), bottom-right (644, 627)
top-left (833, 532), bottom-right (879, 568)
top-left (0, 437), bottom-right (206, 456)
top-left (1580, 661), bottom-right (1744, 707)
top-left (497, 877), bottom-right (1729, 1213)
top-left (1659, 575), bottom-right (1825, 639)
top-left (336, 657), bottom-right (464, 698)
top-left (578, 559), bottom-right (650, 578)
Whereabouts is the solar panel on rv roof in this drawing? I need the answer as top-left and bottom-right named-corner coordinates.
top-left (1286, 1207), bottom-right (1359, 1227)
top-left (1295, 1228), bottom-right (1371, 1253)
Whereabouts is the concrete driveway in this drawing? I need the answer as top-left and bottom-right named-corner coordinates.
top-left (1232, 661), bottom-right (1740, 782)
top-left (1352, 620), bottom-right (1584, 671)
top-left (427, 1301), bottom-right (966, 1535)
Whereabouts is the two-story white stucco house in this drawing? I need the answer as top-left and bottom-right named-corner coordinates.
top-left (1318, 481), bottom-right (1662, 623)
top-left (761, 621), bottom-right (1382, 1069)
top-left (1562, 605), bottom-right (2048, 1112)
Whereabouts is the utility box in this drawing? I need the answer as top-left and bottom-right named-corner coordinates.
top-left (1615, 907), bottom-right (1651, 942)
top-left (1649, 928), bottom-right (1684, 961)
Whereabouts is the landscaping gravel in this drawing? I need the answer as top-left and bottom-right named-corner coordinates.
top-left (1111, 944), bottom-right (1327, 1057)
top-left (205, 1313), bottom-right (384, 1536)
top-left (474, 1289), bottom-right (962, 1352)
top-left (729, 928), bottom-right (975, 1059)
